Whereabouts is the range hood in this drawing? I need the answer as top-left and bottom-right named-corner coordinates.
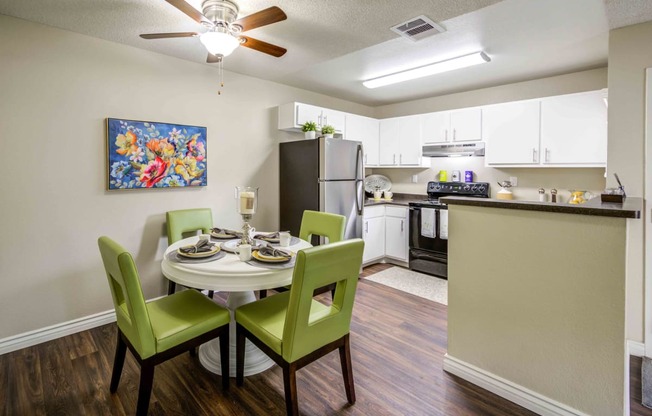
top-left (422, 142), bottom-right (485, 157)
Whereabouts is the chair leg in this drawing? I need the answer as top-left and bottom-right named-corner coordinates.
top-left (339, 334), bottom-right (356, 405)
top-left (136, 362), bottom-right (155, 416)
top-left (259, 289), bottom-right (267, 299)
top-left (167, 280), bottom-right (176, 295)
top-left (283, 363), bottom-right (299, 416)
top-left (236, 325), bottom-right (245, 387)
top-left (208, 290), bottom-right (214, 298)
top-left (219, 328), bottom-right (230, 390)
top-left (110, 333), bottom-right (127, 393)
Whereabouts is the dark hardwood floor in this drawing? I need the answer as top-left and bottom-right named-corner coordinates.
top-left (1, 264), bottom-right (650, 415)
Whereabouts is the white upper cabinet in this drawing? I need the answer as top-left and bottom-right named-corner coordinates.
top-left (379, 118), bottom-right (400, 165)
top-left (540, 90), bottom-right (607, 165)
top-left (422, 108), bottom-right (482, 144)
top-left (379, 115), bottom-right (425, 166)
top-left (278, 102), bottom-right (346, 134)
top-left (484, 101), bottom-right (541, 165)
top-left (345, 114), bottom-right (379, 167)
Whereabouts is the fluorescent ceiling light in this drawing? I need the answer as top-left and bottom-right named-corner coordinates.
top-left (363, 52), bottom-right (491, 89)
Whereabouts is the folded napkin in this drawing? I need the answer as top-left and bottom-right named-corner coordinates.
top-left (257, 246), bottom-right (292, 259)
top-left (211, 227), bottom-right (242, 237)
top-left (179, 240), bottom-right (215, 254)
top-left (254, 231), bottom-right (289, 239)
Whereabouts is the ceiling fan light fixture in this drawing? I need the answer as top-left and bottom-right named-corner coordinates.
top-left (199, 31), bottom-right (240, 57)
top-left (362, 51), bottom-right (491, 89)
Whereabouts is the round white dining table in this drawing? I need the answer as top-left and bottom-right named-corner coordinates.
top-left (161, 235), bottom-right (311, 377)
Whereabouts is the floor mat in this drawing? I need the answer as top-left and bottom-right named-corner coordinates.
top-left (364, 266), bottom-right (448, 305)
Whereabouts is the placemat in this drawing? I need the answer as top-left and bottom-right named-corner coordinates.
top-left (245, 257), bottom-right (296, 270)
top-left (166, 250), bottom-right (226, 264)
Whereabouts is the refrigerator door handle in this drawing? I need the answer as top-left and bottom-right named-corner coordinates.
top-left (355, 143), bottom-right (364, 216)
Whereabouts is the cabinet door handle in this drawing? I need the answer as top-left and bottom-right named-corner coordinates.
top-left (453, 128), bottom-right (457, 141)
top-left (545, 148), bottom-right (550, 162)
top-left (445, 129), bottom-right (448, 142)
top-left (393, 154), bottom-right (396, 165)
top-left (365, 221), bottom-right (368, 234)
top-left (318, 114), bottom-right (322, 126)
top-left (533, 148), bottom-right (537, 162)
top-left (399, 154), bottom-right (402, 165)
top-left (324, 115), bottom-right (328, 125)
top-left (365, 154), bottom-right (368, 165)
top-left (400, 220), bottom-right (404, 232)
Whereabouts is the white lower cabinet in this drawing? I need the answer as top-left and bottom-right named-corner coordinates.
top-left (363, 206), bottom-right (385, 263)
top-left (362, 205), bottom-right (409, 264)
top-left (384, 206), bottom-right (408, 262)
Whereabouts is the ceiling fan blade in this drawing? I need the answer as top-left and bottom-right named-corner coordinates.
top-left (233, 6), bottom-right (287, 32)
top-left (240, 36), bottom-right (287, 58)
top-left (207, 53), bottom-right (222, 63)
top-left (165, 0), bottom-right (210, 24)
top-left (140, 32), bottom-right (198, 39)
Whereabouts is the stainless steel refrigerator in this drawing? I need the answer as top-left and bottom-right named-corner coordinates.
top-left (280, 137), bottom-right (363, 243)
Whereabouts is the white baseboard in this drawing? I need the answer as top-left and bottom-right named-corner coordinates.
top-left (0, 295), bottom-right (167, 356)
top-left (628, 340), bottom-right (646, 357)
top-left (0, 309), bottom-right (116, 355)
top-left (443, 354), bottom-right (588, 416)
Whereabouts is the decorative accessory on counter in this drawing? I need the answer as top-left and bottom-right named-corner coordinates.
top-left (301, 121), bottom-right (317, 139)
top-left (438, 170), bottom-right (447, 182)
top-left (568, 190), bottom-right (594, 205)
top-left (496, 181), bottom-right (513, 200)
top-left (235, 186), bottom-right (258, 245)
top-left (384, 191), bottom-right (393, 200)
top-left (551, 188), bottom-right (558, 203)
top-left (615, 173), bottom-right (626, 196)
top-left (464, 171), bottom-right (473, 182)
top-left (451, 170), bottom-right (461, 182)
top-left (538, 188), bottom-right (546, 202)
top-left (601, 188), bottom-right (625, 203)
top-left (364, 174), bottom-right (392, 193)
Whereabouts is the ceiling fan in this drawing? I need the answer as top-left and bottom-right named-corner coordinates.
top-left (140, 0), bottom-right (287, 63)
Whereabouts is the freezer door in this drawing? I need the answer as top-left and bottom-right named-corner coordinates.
top-left (320, 179), bottom-right (363, 240)
top-left (320, 137), bottom-right (362, 180)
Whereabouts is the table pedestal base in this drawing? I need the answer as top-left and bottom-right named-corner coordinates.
top-left (198, 290), bottom-right (275, 377)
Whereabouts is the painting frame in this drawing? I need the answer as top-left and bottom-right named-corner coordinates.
top-left (105, 117), bottom-right (207, 190)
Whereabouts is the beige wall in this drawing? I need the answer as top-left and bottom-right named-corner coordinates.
top-left (370, 68), bottom-right (608, 202)
top-left (0, 15), bottom-right (372, 340)
top-left (447, 205), bottom-right (627, 416)
top-left (607, 20), bottom-right (652, 344)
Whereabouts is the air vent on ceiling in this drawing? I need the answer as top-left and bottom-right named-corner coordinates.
top-left (390, 15), bottom-right (445, 42)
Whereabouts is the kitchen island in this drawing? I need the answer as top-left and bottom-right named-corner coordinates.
top-left (439, 196), bottom-right (642, 416)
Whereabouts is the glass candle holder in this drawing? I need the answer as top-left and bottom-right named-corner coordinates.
top-left (235, 186), bottom-right (258, 244)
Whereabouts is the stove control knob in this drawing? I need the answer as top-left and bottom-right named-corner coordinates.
top-left (478, 185), bottom-right (486, 192)
top-left (471, 185), bottom-right (478, 191)
top-left (463, 185), bottom-right (471, 191)
top-left (434, 185), bottom-right (442, 190)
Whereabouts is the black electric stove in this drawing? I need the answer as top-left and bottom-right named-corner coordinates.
top-left (408, 181), bottom-right (490, 278)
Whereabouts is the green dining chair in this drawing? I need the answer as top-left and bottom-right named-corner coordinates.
top-left (259, 210), bottom-right (346, 298)
top-left (98, 236), bottom-right (230, 416)
top-left (235, 238), bottom-right (364, 416)
top-left (166, 208), bottom-right (213, 296)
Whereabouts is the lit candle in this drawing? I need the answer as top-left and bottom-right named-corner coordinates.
top-left (240, 191), bottom-right (255, 214)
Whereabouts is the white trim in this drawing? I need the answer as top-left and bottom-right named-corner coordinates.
top-left (644, 67), bottom-right (652, 358)
top-left (443, 354), bottom-right (588, 416)
top-left (629, 339), bottom-right (646, 357)
top-left (0, 309), bottom-right (116, 355)
top-left (0, 295), bottom-right (168, 355)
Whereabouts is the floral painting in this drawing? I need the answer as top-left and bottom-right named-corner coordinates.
top-left (106, 118), bottom-right (207, 190)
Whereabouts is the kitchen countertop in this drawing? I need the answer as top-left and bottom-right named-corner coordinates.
top-left (440, 196), bottom-right (642, 219)
top-left (364, 193), bottom-right (425, 207)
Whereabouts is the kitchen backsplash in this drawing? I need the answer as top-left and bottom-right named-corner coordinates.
top-left (369, 157), bottom-right (606, 204)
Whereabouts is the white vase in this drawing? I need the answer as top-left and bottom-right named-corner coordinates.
top-left (304, 131), bottom-right (316, 139)
top-left (324, 133), bottom-right (334, 139)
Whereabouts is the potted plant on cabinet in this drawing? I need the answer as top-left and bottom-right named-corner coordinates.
top-left (301, 121), bottom-right (317, 139)
top-left (321, 124), bottom-right (336, 139)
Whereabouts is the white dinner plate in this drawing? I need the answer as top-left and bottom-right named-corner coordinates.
top-left (177, 244), bottom-right (221, 258)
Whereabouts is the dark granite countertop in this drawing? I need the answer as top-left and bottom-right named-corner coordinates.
top-left (364, 193), bottom-right (425, 207)
top-left (440, 196), bottom-right (642, 219)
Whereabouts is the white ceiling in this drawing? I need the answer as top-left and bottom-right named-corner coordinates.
top-left (1, 0), bottom-right (651, 106)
